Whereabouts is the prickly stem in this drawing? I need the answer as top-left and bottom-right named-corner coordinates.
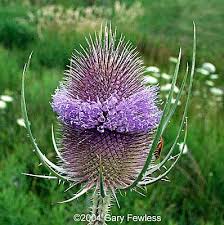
top-left (89, 192), bottom-right (111, 225)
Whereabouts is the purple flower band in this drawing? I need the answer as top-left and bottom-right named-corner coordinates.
top-left (52, 86), bottom-right (161, 134)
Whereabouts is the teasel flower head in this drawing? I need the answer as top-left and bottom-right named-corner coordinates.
top-left (22, 24), bottom-right (196, 212)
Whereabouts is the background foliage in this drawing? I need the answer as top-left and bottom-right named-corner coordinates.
top-left (0, 0), bottom-right (223, 225)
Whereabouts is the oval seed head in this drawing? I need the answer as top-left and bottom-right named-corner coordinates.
top-left (51, 25), bottom-right (162, 190)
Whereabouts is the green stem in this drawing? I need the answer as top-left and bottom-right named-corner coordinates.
top-left (89, 192), bottom-right (111, 225)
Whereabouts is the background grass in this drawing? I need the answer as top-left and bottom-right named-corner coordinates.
top-left (0, 0), bottom-right (224, 225)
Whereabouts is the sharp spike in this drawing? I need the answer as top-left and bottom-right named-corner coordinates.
top-left (57, 182), bottom-right (94, 204)
top-left (22, 173), bottom-right (58, 179)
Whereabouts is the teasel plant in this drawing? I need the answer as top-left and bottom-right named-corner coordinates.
top-left (21, 23), bottom-right (196, 224)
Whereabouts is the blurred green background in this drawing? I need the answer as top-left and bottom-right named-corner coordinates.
top-left (0, 0), bottom-right (224, 225)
